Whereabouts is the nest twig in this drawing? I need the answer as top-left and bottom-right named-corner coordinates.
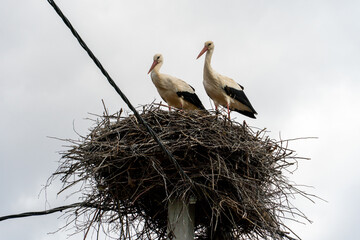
top-left (51, 103), bottom-right (314, 240)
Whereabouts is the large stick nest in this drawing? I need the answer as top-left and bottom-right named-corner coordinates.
top-left (53, 104), bottom-right (312, 240)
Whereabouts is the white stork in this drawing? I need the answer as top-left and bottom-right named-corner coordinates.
top-left (148, 54), bottom-right (205, 111)
top-left (197, 41), bottom-right (257, 119)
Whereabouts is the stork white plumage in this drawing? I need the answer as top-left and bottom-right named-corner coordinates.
top-left (148, 54), bottom-right (205, 111)
top-left (197, 41), bottom-right (257, 119)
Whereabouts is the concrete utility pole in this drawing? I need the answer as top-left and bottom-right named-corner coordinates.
top-left (167, 198), bottom-right (195, 240)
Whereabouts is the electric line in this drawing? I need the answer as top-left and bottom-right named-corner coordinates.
top-left (46, 0), bottom-right (191, 183)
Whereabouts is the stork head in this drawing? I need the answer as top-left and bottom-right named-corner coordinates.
top-left (197, 41), bottom-right (214, 59)
top-left (148, 54), bottom-right (163, 74)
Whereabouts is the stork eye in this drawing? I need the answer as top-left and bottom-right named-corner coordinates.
top-left (208, 43), bottom-right (212, 46)
top-left (157, 56), bottom-right (160, 59)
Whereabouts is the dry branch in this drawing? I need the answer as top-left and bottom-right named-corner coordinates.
top-left (50, 103), bottom-right (314, 240)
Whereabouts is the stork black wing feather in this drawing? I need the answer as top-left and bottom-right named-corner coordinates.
top-left (233, 109), bottom-right (256, 119)
top-left (224, 86), bottom-right (257, 114)
top-left (238, 83), bottom-right (244, 90)
top-left (176, 91), bottom-right (205, 110)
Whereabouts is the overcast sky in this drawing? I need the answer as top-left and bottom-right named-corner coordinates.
top-left (1, 0), bottom-right (360, 239)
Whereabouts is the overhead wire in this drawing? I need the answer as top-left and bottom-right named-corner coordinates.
top-left (46, 0), bottom-right (192, 184)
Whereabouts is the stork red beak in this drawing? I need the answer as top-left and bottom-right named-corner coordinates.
top-left (197, 46), bottom-right (208, 59)
top-left (148, 60), bottom-right (158, 74)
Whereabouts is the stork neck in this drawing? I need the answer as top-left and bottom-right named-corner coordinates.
top-left (152, 62), bottom-right (163, 76)
top-left (203, 49), bottom-right (215, 77)
top-left (204, 49), bottom-right (214, 71)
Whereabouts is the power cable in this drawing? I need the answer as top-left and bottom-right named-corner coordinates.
top-left (46, 0), bottom-right (191, 183)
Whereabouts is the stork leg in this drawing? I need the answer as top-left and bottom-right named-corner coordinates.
top-left (214, 103), bottom-right (220, 115)
top-left (227, 103), bottom-right (231, 120)
top-left (158, 103), bottom-right (172, 111)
